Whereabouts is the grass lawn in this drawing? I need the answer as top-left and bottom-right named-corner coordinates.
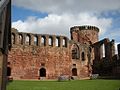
top-left (7, 79), bottom-right (120, 90)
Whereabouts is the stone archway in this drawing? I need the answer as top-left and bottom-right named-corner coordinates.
top-left (72, 68), bottom-right (77, 76)
top-left (39, 68), bottom-right (46, 77)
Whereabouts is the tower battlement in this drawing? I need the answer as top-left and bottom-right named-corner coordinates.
top-left (70, 25), bottom-right (99, 32)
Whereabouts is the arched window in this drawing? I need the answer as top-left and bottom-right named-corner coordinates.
top-left (82, 52), bottom-right (85, 61)
top-left (19, 34), bottom-right (23, 45)
top-left (49, 36), bottom-right (53, 46)
top-left (41, 36), bottom-right (45, 46)
top-left (71, 44), bottom-right (80, 59)
top-left (7, 67), bottom-right (11, 76)
top-left (26, 34), bottom-right (31, 45)
top-left (34, 35), bottom-right (38, 46)
top-left (102, 44), bottom-right (105, 57)
top-left (89, 47), bottom-right (92, 53)
top-left (72, 68), bottom-right (77, 76)
top-left (56, 37), bottom-right (60, 47)
top-left (39, 68), bottom-right (46, 77)
top-left (63, 37), bottom-right (67, 47)
top-left (12, 33), bottom-right (15, 44)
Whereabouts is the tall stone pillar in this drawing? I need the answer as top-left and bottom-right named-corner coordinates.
top-left (60, 36), bottom-right (63, 48)
top-left (94, 46), bottom-right (101, 61)
top-left (37, 35), bottom-right (41, 46)
top-left (0, 0), bottom-right (11, 90)
top-left (45, 35), bottom-right (49, 47)
top-left (65, 38), bottom-right (69, 48)
top-left (52, 36), bottom-right (56, 47)
top-left (0, 52), bottom-right (7, 90)
top-left (30, 34), bottom-right (34, 46)
top-left (22, 34), bottom-right (26, 45)
top-left (110, 40), bottom-right (115, 60)
top-left (104, 38), bottom-right (110, 61)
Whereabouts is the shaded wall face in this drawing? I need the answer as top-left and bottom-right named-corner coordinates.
top-left (8, 46), bottom-right (71, 79)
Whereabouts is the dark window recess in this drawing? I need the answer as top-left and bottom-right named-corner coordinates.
top-left (73, 64), bottom-right (76, 66)
top-left (72, 45), bottom-right (80, 59)
top-left (7, 67), bottom-right (11, 76)
top-left (89, 47), bottom-right (92, 52)
top-left (82, 52), bottom-right (85, 61)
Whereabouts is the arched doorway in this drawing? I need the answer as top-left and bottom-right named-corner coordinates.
top-left (72, 68), bottom-right (77, 76)
top-left (7, 67), bottom-right (11, 76)
top-left (39, 68), bottom-right (46, 77)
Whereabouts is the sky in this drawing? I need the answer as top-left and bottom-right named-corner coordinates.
top-left (12, 0), bottom-right (120, 52)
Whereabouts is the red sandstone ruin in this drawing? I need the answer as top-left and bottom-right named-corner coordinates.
top-left (8, 26), bottom-right (120, 80)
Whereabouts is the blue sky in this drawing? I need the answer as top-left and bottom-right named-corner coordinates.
top-left (12, 0), bottom-right (120, 45)
top-left (12, 6), bottom-right (48, 22)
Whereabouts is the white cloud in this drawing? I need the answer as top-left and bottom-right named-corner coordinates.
top-left (12, 13), bottom-right (112, 38)
top-left (11, 0), bottom-right (120, 55)
top-left (12, 0), bottom-right (120, 14)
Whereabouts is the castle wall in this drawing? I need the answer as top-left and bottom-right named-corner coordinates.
top-left (8, 25), bottom-right (120, 80)
top-left (8, 46), bottom-right (70, 79)
top-left (8, 28), bottom-right (93, 80)
top-left (8, 29), bottom-right (71, 80)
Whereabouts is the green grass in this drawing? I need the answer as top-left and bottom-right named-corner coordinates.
top-left (7, 79), bottom-right (120, 90)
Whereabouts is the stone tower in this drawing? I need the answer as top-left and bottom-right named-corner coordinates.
top-left (70, 25), bottom-right (99, 44)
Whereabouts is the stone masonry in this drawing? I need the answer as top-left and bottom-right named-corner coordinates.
top-left (8, 25), bottom-right (120, 80)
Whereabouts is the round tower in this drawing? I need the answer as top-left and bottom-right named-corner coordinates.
top-left (70, 25), bottom-right (99, 44)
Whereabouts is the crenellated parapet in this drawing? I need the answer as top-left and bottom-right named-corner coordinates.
top-left (70, 25), bottom-right (99, 33)
top-left (11, 28), bottom-right (69, 48)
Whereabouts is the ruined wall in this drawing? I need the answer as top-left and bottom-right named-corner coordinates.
top-left (8, 28), bottom-right (71, 80)
top-left (112, 44), bottom-right (120, 77)
top-left (8, 25), bottom-right (119, 80)
top-left (69, 41), bottom-right (92, 79)
top-left (93, 38), bottom-right (115, 62)
top-left (92, 38), bottom-right (120, 76)
top-left (8, 27), bottom-right (93, 80)
top-left (70, 26), bottom-right (99, 45)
